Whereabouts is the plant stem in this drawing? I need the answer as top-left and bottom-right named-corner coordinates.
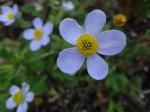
top-left (27, 51), bottom-right (54, 62)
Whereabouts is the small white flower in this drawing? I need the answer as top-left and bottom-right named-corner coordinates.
top-left (0, 4), bottom-right (19, 26)
top-left (57, 9), bottom-right (126, 80)
top-left (34, 3), bottom-right (43, 11)
top-left (62, 1), bottom-right (74, 12)
top-left (23, 18), bottom-right (53, 51)
top-left (6, 82), bottom-right (34, 112)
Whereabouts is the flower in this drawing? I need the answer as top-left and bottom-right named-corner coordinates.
top-left (34, 3), bottom-right (43, 11)
top-left (113, 14), bottom-right (127, 27)
top-left (23, 18), bottom-right (53, 51)
top-left (57, 9), bottom-right (126, 80)
top-left (62, 1), bottom-right (74, 12)
top-left (0, 4), bottom-right (19, 26)
top-left (6, 82), bottom-right (34, 112)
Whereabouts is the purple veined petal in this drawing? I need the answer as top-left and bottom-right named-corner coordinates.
top-left (29, 40), bottom-right (42, 51)
top-left (59, 18), bottom-right (84, 45)
top-left (57, 47), bottom-right (85, 75)
top-left (97, 30), bottom-right (126, 56)
top-left (9, 85), bottom-right (20, 95)
top-left (17, 102), bottom-right (28, 112)
top-left (43, 22), bottom-right (53, 35)
top-left (6, 97), bottom-right (16, 109)
top-left (23, 28), bottom-right (34, 40)
top-left (84, 9), bottom-right (106, 37)
top-left (33, 18), bottom-right (43, 29)
top-left (87, 54), bottom-right (108, 80)
top-left (25, 92), bottom-right (34, 102)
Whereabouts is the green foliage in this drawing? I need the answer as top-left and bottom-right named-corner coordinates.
top-left (107, 100), bottom-right (124, 112)
top-left (0, 0), bottom-right (150, 112)
top-left (105, 67), bottom-right (140, 99)
top-left (138, 0), bottom-right (150, 18)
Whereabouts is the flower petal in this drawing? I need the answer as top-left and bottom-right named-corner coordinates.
top-left (87, 54), bottom-right (108, 80)
top-left (1, 6), bottom-right (11, 13)
top-left (41, 36), bottom-right (50, 46)
top-left (97, 30), bottom-right (126, 56)
top-left (43, 22), bottom-right (53, 35)
top-left (22, 82), bottom-right (30, 93)
top-left (6, 97), bottom-right (16, 109)
top-left (17, 102), bottom-right (28, 112)
top-left (57, 47), bottom-right (85, 74)
top-left (4, 20), bottom-right (14, 26)
top-left (0, 14), bottom-right (8, 22)
top-left (59, 18), bottom-right (84, 45)
top-left (12, 5), bottom-right (19, 15)
top-left (9, 85), bottom-right (20, 95)
top-left (29, 40), bottom-right (42, 51)
top-left (23, 29), bottom-right (34, 40)
top-left (33, 18), bottom-right (43, 29)
top-left (26, 92), bottom-right (34, 102)
top-left (84, 9), bottom-right (106, 37)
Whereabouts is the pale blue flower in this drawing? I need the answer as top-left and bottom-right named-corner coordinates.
top-left (57, 10), bottom-right (126, 80)
top-left (0, 4), bottom-right (19, 26)
top-left (6, 82), bottom-right (34, 112)
top-left (23, 18), bottom-right (53, 51)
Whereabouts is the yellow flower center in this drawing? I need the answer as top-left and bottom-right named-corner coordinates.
top-left (7, 12), bottom-right (14, 20)
top-left (12, 91), bottom-right (24, 105)
top-left (113, 14), bottom-right (127, 27)
top-left (77, 34), bottom-right (99, 56)
top-left (34, 29), bottom-right (43, 39)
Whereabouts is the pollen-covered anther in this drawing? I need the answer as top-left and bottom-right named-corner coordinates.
top-left (77, 34), bottom-right (99, 56)
top-left (34, 29), bottom-right (43, 40)
top-left (7, 12), bottom-right (14, 20)
top-left (12, 91), bottom-right (24, 105)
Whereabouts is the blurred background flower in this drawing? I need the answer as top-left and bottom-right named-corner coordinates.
top-left (113, 14), bottom-right (127, 27)
top-left (0, 4), bottom-right (19, 26)
top-left (62, 1), bottom-right (74, 12)
top-left (0, 0), bottom-right (150, 112)
top-left (6, 82), bottom-right (34, 112)
top-left (23, 18), bottom-right (53, 51)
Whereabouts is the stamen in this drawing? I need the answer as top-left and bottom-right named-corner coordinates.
top-left (77, 34), bottom-right (99, 56)
top-left (7, 12), bottom-right (14, 20)
top-left (34, 29), bottom-right (43, 40)
top-left (12, 91), bottom-right (24, 105)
